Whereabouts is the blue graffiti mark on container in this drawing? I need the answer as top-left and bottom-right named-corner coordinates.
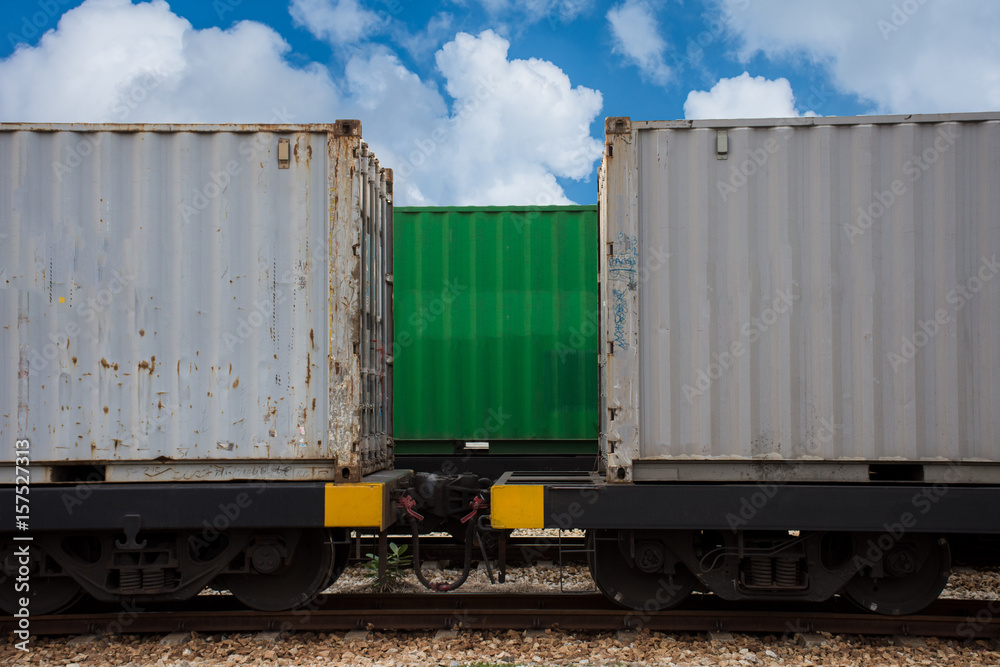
top-left (608, 233), bottom-right (636, 349)
top-left (608, 232), bottom-right (638, 281)
top-left (612, 287), bottom-right (628, 350)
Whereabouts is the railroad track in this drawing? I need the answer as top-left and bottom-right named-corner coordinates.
top-left (6, 594), bottom-right (999, 639)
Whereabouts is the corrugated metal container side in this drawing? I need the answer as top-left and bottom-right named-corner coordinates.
top-left (0, 121), bottom-right (393, 483)
top-left (393, 206), bottom-right (598, 452)
top-left (599, 113), bottom-right (1000, 483)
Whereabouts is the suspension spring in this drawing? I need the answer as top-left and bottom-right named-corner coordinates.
top-left (775, 557), bottom-right (800, 587)
top-left (142, 569), bottom-right (165, 591)
top-left (750, 557), bottom-right (772, 586)
top-left (119, 569), bottom-right (142, 591)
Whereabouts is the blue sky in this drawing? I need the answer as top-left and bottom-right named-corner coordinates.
top-left (1, 0), bottom-right (997, 205)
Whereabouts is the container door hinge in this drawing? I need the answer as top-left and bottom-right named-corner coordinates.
top-left (278, 138), bottom-right (290, 169)
top-left (716, 130), bottom-right (728, 160)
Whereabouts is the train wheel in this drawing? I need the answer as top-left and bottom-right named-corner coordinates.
top-left (588, 530), bottom-right (696, 611)
top-left (1, 540), bottom-right (84, 615)
top-left (217, 529), bottom-right (335, 611)
top-left (321, 529), bottom-right (351, 592)
top-left (842, 534), bottom-right (951, 615)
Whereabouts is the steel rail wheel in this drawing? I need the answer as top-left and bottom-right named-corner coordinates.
top-left (588, 529), bottom-right (697, 612)
top-left (217, 529), bottom-right (335, 612)
top-left (842, 534), bottom-right (951, 615)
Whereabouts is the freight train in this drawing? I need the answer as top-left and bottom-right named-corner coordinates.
top-left (2, 112), bottom-right (1000, 619)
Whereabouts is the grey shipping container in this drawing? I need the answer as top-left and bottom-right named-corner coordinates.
top-left (599, 113), bottom-right (1000, 484)
top-left (0, 121), bottom-right (393, 483)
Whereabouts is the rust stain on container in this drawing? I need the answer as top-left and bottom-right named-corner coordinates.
top-left (293, 137), bottom-right (313, 166)
top-left (139, 328), bottom-right (145, 337)
top-left (103, 406), bottom-right (109, 414)
top-left (232, 377), bottom-right (239, 388)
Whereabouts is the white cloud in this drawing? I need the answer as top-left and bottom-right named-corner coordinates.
top-left (713, 0), bottom-right (1000, 113)
top-left (0, 0), bottom-right (604, 206)
top-left (397, 12), bottom-right (455, 60)
top-left (477, 0), bottom-right (592, 23)
top-left (420, 30), bottom-right (604, 204)
top-left (289, 0), bottom-right (385, 46)
top-left (606, 0), bottom-right (671, 86)
top-left (684, 72), bottom-right (805, 119)
top-left (0, 0), bottom-right (338, 123)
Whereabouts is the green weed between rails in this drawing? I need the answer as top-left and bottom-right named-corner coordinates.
top-left (362, 541), bottom-right (412, 592)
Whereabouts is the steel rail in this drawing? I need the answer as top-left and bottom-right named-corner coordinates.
top-left (5, 594), bottom-right (999, 639)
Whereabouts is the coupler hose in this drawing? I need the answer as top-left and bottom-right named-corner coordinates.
top-left (404, 494), bottom-right (487, 592)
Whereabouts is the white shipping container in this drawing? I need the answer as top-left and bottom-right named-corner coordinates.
top-left (599, 113), bottom-right (1000, 484)
top-left (0, 121), bottom-right (393, 483)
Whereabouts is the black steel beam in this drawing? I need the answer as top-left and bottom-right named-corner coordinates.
top-left (0, 482), bottom-right (326, 532)
top-left (539, 481), bottom-right (1000, 534)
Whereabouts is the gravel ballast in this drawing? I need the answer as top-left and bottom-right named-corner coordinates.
top-left (4, 629), bottom-right (1000, 667)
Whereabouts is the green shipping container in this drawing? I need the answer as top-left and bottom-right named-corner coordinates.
top-left (393, 206), bottom-right (598, 455)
